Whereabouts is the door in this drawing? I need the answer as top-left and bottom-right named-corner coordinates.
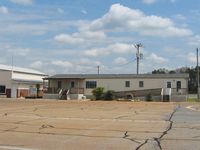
top-left (177, 81), bottom-right (181, 92)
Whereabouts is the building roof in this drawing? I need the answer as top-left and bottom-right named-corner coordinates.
top-left (45, 73), bottom-right (189, 80)
top-left (0, 64), bottom-right (46, 75)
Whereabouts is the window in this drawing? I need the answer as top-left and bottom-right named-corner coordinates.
top-left (86, 81), bottom-right (97, 89)
top-left (58, 81), bottom-right (62, 89)
top-left (71, 81), bottom-right (75, 88)
top-left (139, 81), bottom-right (144, 88)
top-left (0, 85), bottom-right (6, 94)
top-left (177, 81), bottom-right (181, 92)
top-left (167, 82), bottom-right (171, 88)
top-left (125, 81), bottom-right (130, 87)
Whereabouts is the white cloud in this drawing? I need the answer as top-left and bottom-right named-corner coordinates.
top-left (0, 23), bottom-right (48, 35)
top-left (51, 60), bottom-right (73, 68)
top-left (147, 53), bottom-right (168, 64)
top-left (30, 61), bottom-right (43, 69)
top-left (189, 35), bottom-right (200, 46)
top-left (54, 31), bottom-right (106, 45)
top-left (84, 48), bottom-right (109, 57)
top-left (81, 10), bottom-right (87, 14)
top-left (142, 0), bottom-right (157, 4)
top-left (10, 0), bottom-right (33, 6)
top-left (174, 14), bottom-right (186, 20)
top-left (187, 52), bottom-right (196, 63)
top-left (113, 57), bottom-right (128, 65)
top-left (0, 6), bottom-right (9, 14)
top-left (84, 43), bottom-right (133, 57)
top-left (8, 48), bottom-right (30, 56)
top-left (57, 8), bottom-right (64, 14)
top-left (84, 3), bottom-right (192, 37)
top-left (170, 0), bottom-right (178, 3)
top-left (109, 43), bottom-right (133, 54)
top-left (54, 34), bottom-right (84, 45)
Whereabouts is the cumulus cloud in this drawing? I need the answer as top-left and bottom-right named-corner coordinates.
top-left (54, 34), bottom-right (84, 45)
top-left (187, 52), bottom-right (196, 63)
top-left (10, 0), bottom-right (33, 6)
top-left (142, 0), bottom-right (157, 4)
top-left (0, 6), bottom-right (8, 14)
top-left (189, 35), bottom-right (200, 46)
top-left (54, 31), bottom-right (106, 45)
top-left (83, 3), bottom-right (192, 37)
top-left (30, 61), bottom-right (43, 69)
top-left (113, 57), bottom-right (128, 65)
top-left (51, 60), bottom-right (73, 68)
top-left (84, 43), bottom-right (133, 57)
top-left (147, 53), bottom-right (168, 64)
top-left (81, 10), bottom-right (87, 14)
top-left (7, 48), bottom-right (30, 56)
top-left (57, 8), bottom-right (64, 14)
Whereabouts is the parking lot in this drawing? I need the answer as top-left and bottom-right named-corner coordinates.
top-left (0, 99), bottom-right (199, 150)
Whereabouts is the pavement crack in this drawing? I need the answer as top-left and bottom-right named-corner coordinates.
top-left (122, 131), bottom-right (141, 144)
top-left (135, 139), bottom-right (149, 150)
top-left (39, 124), bottom-right (55, 130)
top-left (115, 115), bottom-right (129, 119)
top-left (123, 131), bottom-right (128, 138)
top-left (153, 105), bottom-right (179, 150)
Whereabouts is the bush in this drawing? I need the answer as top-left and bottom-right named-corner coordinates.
top-left (92, 87), bottom-right (104, 100)
top-left (104, 90), bottom-right (115, 100)
top-left (146, 93), bottom-right (153, 101)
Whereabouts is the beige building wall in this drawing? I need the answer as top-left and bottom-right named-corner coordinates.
top-left (0, 70), bottom-right (12, 88)
top-left (84, 77), bottom-right (188, 95)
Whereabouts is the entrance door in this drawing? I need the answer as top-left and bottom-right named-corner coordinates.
top-left (176, 81), bottom-right (181, 92)
top-left (6, 89), bottom-right (11, 98)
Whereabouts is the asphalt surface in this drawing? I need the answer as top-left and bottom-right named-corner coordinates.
top-left (0, 99), bottom-right (199, 150)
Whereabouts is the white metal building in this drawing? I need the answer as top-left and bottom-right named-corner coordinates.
top-left (0, 64), bottom-right (48, 98)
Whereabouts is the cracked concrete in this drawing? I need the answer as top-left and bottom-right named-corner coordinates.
top-left (0, 99), bottom-right (199, 149)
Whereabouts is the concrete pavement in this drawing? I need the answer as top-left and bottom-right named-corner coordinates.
top-left (0, 99), bottom-right (199, 150)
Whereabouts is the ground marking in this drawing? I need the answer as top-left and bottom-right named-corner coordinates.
top-left (0, 145), bottom-right (37, 150)
top-left (186, 106), bottom-right (200, 111)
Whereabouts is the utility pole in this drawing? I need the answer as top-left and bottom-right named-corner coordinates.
top-left (97, 65), bottom-right (100, 75)
top-left (197, 48), bottom-right (200, 99)
top-left (134, 43), bottom-right (143, 75)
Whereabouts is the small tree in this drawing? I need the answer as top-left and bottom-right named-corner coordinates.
top-left (92, 87), bottom-right (104, 100)
top-left (104, 90), bottom-right (115, 100)
top-left (36, 84), bottom-right (40, 97)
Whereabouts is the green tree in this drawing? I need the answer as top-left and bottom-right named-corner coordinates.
top-left (104, 90), bottom-right (115, 100)
top-left (92, 87), bottom-right (104, 100)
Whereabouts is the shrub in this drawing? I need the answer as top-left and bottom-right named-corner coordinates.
top-left (104, 90), bottom-right (115, 100)
top-left (146, 93), bottom-right (153, 101)
top-left (92, 87), bottom-right (104, 100)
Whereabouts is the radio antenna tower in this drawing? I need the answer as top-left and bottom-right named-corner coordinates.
top-left (134, 43), bottom-right (143, 75)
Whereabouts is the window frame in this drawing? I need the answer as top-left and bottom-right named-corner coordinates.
top-left (139, 81), bottom-right (144, 88)
top-left (167, 82), bottom-right (171, 88)
top-left (125, 81), bottom-right (130, 87)
top-left (86, 81), bottom-right (97, 89)
top-left (71, 81), bottom-right (75, 88)
top-left (0, 85), bottom-right (6, 94)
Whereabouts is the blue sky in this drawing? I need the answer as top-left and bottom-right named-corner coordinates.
top-left (0, 0), bottom-right (200, 75)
